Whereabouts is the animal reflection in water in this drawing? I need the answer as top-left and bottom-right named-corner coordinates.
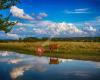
top-left (49, 57), bottom-right (60, 64)
top-left (49, 57), bottom-right (73, 64)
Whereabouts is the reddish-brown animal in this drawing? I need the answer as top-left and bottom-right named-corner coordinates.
top-left (49, 44), bottom-right (59, 51)
top-left (35, 45), bottom-right (45, 56)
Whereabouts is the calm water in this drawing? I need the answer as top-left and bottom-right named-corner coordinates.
top-left (0, 51), bottom-right (100, 80)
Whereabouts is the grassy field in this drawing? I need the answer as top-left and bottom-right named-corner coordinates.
top-left (0, 41), bottom-right (100, 61)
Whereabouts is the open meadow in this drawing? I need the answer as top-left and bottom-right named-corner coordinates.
top-left (0, 41), bottom-right (100, 61)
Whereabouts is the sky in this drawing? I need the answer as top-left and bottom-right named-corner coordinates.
top-left (0, 0), bottom-right (100, 39)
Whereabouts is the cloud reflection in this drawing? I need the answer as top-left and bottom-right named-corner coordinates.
top-left (94, 63), bottom-right (100, 68)
top-left (59, 59), bottom-right (73, 63)
top-left (0, 51), bottom-right (9, 56)
top-left (8, 59), bottom-right (23, 64)
top-left (10, 56), bottom-right (49, 79)
top-left (10, 64), bottom-right (33, 79)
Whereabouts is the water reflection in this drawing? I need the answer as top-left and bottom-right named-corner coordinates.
top-left (0, 51), bottom-right (9, 56)
top-left (10, 64), bottom-right (33, 79)
top-left (0, 51), bottom-right (100, 80)
top-left (49, 57), bottom-right (60, 64)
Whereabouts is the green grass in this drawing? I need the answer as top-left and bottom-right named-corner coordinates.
top-left (0, 41), bottom-right (100, 61)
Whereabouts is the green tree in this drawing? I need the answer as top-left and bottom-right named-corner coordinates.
top-left (0, 0), bottom-right (19, 33)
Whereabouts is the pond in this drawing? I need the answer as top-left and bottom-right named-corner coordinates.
top-left (0, 51), bottom-right (100, 80)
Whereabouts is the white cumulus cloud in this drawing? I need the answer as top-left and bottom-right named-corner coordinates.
top-left (35, 12), bottom-right (48, 20)
top-left (10, 6), bottom-right (33, 20)
top-left (84, 23), bottom-right (97, 32)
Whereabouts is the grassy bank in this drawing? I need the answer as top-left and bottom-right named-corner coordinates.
top-left (0, 41), bottom-right (100, 61)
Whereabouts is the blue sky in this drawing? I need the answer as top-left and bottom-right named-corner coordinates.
top-left (17, 0), bottom-right (100, 22)
top-left (0, 0), bottom-right (100, 39)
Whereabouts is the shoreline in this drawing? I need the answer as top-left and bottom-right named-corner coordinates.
top-left (0, 41), bottom-right (100, 61)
